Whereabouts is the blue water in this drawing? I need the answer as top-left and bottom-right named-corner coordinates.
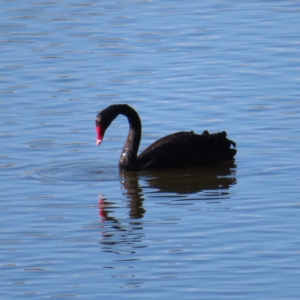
top-left (1, 0), bottom-right (300, 299)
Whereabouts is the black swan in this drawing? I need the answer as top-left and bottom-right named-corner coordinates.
top-left (95, 104), bottom-right (237, 171)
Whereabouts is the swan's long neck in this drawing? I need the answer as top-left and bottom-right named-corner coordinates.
top-left (96, 104), bottom-right (142, 170)
top-left (116, 105), bottom-right (142, 170)
top-left (96, 105), bottom-right (142, 170)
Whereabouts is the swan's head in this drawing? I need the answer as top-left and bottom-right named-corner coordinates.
top-left (95, 104), bottom-right (138, 146)
top-left (95, 106), bottom-right (118, 145)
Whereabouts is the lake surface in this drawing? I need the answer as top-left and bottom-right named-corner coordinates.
top-left (1, 0), bottom-right (300, 299)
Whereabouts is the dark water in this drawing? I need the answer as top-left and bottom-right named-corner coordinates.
top-left (1, 1), bottom-right (300, 299)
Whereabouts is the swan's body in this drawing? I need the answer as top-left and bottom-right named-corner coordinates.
top-left (95, 104), bottom-right (237, 171)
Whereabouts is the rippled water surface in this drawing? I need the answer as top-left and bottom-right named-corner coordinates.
top-left (1, 1), bottom-right (300, 299)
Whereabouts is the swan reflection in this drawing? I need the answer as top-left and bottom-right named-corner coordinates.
top-left (99, 162), bottom-right (237, 220)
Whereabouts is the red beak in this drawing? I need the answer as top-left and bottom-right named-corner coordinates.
top-left (96, 125), bottom-right (105, 145)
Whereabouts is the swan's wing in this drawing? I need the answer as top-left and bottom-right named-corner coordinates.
top-left (137, 131), bottom-right (236, 170)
